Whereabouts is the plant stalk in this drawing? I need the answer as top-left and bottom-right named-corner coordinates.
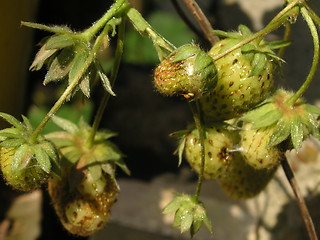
top-left (86, 19), bottom-right (126, 148)
top-left (281, 158), bottom-right (318, 240)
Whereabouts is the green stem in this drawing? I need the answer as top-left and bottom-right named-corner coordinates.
top-left (86, 18), bottom-right (126, 148)
top-left (189, 101), bottom-right (206, 202)
top-left (126, 7), bottom-right (175, 59)
top-left (286, 7), bottom-right (319, 105)
top-left (82, 0), bottom-right (128, 40)
top-left (303, 3), bottom-right (320, 27)
top-left (212, 0), bottom-right (300, 61)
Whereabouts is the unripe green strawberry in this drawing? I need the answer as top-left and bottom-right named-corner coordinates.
top-left (240, 124), bottom-right (282, 169)
top-left (184, 127), bottom-right (237, 180)
top-left (0, 147), bottom-right (49, 191)
top-left (200, 25), bottom-right (288, 122)
top-left (154, 44), bottom-right (217, 99)
top-left (219, 153), bottom-right (277, 199)
top-left (48, 167), bottom-right (118, 236)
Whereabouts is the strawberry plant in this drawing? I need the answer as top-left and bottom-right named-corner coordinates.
top-left (1, 0), bottom-right (320, 239)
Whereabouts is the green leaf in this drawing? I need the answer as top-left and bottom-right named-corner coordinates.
top-left (0, 113), bottom-right (23, 130)
top-left (250, 52), bottom-right (267, 76)
top-left (33, 145), bottom-right (51, 173)
top-left (51, 116), bottom-right (79, 134)
top-left (172, 45), bottom-right (200, 62)
top-left (269, 119), bottom-right (291, 147)
top-left (30, 44), bottom-right (57, 71)
top-left (251, 109), bottom-right (282, 129)
top-left (12, 144), bottom-right (33, 172)
top-left (45, 34), bottom-right (75, 50)
top-left (98, 70), bottom-right (116, 96)
top-left (290, 118), bottom-right (304, 149)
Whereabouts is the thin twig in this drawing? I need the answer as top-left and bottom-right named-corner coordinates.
top-left (179, 0), bottom-right (219, 45)
top-left (281, 158), bottom-right (318, 240)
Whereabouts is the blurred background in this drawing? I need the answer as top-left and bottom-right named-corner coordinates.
top-left (1, 0), bottom-right (320, 239)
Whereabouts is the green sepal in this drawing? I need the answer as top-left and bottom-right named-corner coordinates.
top-left (241, 102), bottom-right (273, 123)
top-left (98, 70), bottom-right (116, 96)
top-left (95, 129), bottom-right (118, 141)
top-left (33, 145), bottom-right (51, 173)
top-left (68, 51), bottom-right (89, 85)
top-left (86, 155), bottom-right (102, 181)
top-left (241, 44), bottom-right (256, 61)
top-left (60, 146), bottom-right (82, 164)
top-left (12, 144), bottom-right (33, 172)
top-left (212, 30), bottom-right (240, 39)
top-left (172, 45), bottom-right (201, 63)
top-left (251, 109), bottom-right (282, 129)
top-left (250, 52), bottom-right (268, 77)
top-left (269, 119), bottom-right (291, 147)
top-left (177, 137), bottom-right (186, 167)
top-left (44, 47), bottom-right (74, 84)
top-left (45, 34), bottom-right (75, 50)
top-left (238, 24), bottom-right (252, 36)
top-left (194, 51), bottom-right (214, 73)
top-left (290, 117), bottom-right (304, 149)
top-left (21, 21), bottom-right (72, 34)
top-left (0, 113), bottom-right (23, 130)
top-left (266, 40), bottom-right (291, 50)
top-left (0, 128), bottom-right (21, 140)
top-left (51, 116), bottom-right (79, 134)
top-left (304, 104), bottom-right (320, 115)
top-left (29, 44), bottom-right (57, 71)
top-left (0, 138), bottom-right (26, 148)
top-left (191, 202), bottom-right (213, 237)
top-left (218, 38), bottom-right (241, 53)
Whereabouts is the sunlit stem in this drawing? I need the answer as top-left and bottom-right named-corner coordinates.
top-left (86, 19), bottom-right (126, 148)
top-left (286, 7), bottom-right (319, 105)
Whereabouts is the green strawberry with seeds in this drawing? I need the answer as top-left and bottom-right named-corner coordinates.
top-left (48, 165), bottom-right (118, 236)
top-left (241, 89), bottom-right (320, 150)
top-left (219, 153), bottom-right (277, 199)
top-left (0, 113), bottom-right (59, 191)
top-left (200, 25), bottom-right (289, 122)
top-left (154, 44), bottom-right (217, 99)
top-left (45, 116), bottom-right (129, 235)
top-left (182, 126), bottom-right (238, 180)
top-left (240, 123), bottom-right (282, 169)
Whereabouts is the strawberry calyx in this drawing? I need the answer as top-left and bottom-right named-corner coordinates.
top-left (241, 89), bottom-right (320, 150)
top-left (0, 113), bottom-right (59, 191)
top-left (212, 24), bottom-right (290, 77)
top-left (154, 44), bottom-right (217, 99)
top-left (162, 193), bottom-right (212, 237)
top-left (45, 116), bottom-right (130, 188)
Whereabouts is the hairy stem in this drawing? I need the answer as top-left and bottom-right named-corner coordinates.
top-left (281, 158), bottom-right (318, 240)
top-left (82, 0), bottom-right (128, 40)
top-left (86, 19), bottom-right (126, 148)
top-left (287, 7), bottom-right (319, 105)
